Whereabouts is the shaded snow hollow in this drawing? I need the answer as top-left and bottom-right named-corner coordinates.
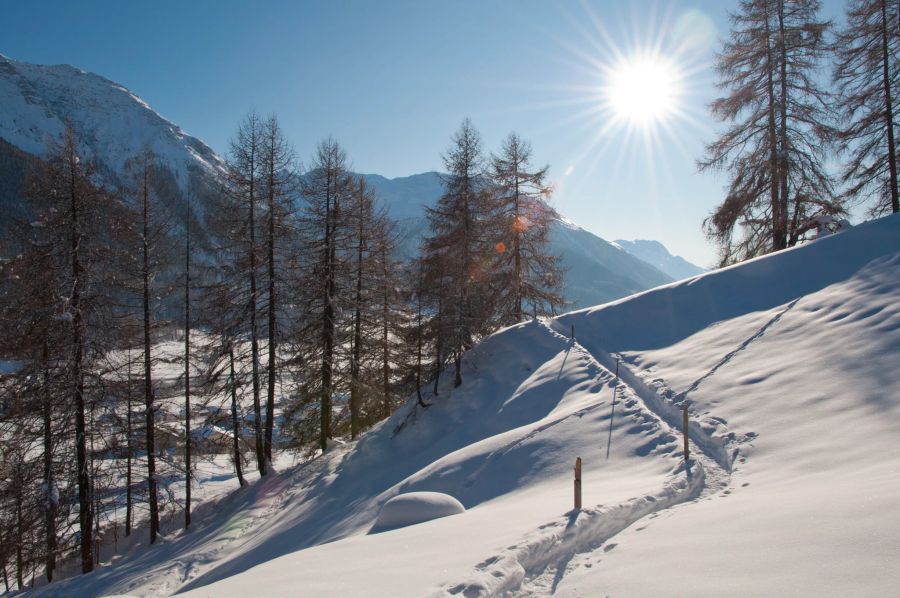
top-left (26, 213), bottom-right (900, 598)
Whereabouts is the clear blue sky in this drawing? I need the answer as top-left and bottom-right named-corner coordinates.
top-left (1, 0), bottom-right (845, 267)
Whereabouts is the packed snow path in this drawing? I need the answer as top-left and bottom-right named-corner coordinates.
top-left (435, 320), bottom-right (740, 597)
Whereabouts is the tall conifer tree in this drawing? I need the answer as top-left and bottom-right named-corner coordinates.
top-left (423, 119), bottom-right (494, 387)
top-left (832, 0), bottom-right (900, 215)
top-left (700, 0), bottom-right (839, 264)
top-left (491, 133), bottom-right (564, 323)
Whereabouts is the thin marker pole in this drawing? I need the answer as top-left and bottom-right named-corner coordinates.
top-left (605, 357), bottom-right (619, 459)
top-left (574, 457), bottom-right (582, 511)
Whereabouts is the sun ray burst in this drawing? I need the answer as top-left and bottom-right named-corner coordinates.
top-left (501, 2), bottom-right (716, 207)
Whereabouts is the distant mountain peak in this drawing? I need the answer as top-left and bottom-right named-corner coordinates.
top-left (614, 238), bottom-right (706, 281)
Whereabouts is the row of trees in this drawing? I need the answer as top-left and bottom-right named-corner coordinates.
top-left (421, 120), bottom-right (563, 390)
top-left (701, 0), bottom-right (900, 264)
top-left (0, 128), bottom-right (192, 584)
top-left (0, 115), bottom-right (563, 589)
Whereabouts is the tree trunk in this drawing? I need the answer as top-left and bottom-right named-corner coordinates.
top-left (455, 170), bottom-right (471, 389)
top-left (15, 470), bottom-right (23, 589)
top-left (229, 347), bottom-right (246, 487)
top-left (265, 158), bottom-right (277, 464)
top-left (765, 1), bottom-right (784, 252)
top-left (41, 342), bottom-right (56, 582)
top-left (350, 224), bottom-right (363, 439)
top-left (777, 0), bottom-right (791, 247)
top-left (513, 175), bottom-right (522, 323)
top-left (248, 145), bottom-right (266, 476)
top-left (433, 287), bottom-right (443, 396)
top-left (71, 151), bottom-right (93, 572)
top-left (382, 256), bottom-right (390, 419)
top-left (184, 204), bottom-right (192, 530)
top-left (125, 350), bottom-right (133, 537)
top-left (142, 164), bottom-right (159, 546)
top-left (416, 265), bottom-right (426, 407)
top-left (881, 0), bottom-right (900, 213)
top-left (320, 172), bottom-right (336, 452)
top-left (91, 401), bottom-right (101, 566)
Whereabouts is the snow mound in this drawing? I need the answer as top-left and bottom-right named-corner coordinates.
top-left (371, 492), bottom-right (465, 533)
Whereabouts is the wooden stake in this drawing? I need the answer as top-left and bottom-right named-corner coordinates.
top-left (682, 404), bottom-right (690, 463)
top-left (574, 457), bottom-right (582, 510)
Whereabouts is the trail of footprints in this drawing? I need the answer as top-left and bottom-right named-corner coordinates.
top-left (438, 322), bottom-right (757, 597)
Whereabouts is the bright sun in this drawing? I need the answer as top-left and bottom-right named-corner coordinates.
top-left (608, 56), bottom-right (679, 126)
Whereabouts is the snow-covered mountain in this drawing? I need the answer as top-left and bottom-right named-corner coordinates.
top-left (0, 54), bottom-right (671, 307)
top-left (361, 171), bottom-right (444, 220)
top-left (614, 238), bottom-right (706, 280)
top-left (29, 213), bottom-right (900, 597)
top-left (0, 53), bottom-right (225, 191)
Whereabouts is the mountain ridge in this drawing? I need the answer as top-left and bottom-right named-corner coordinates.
top-left (613, 238), bottom-right (706, 280)
top-left (0, 52), bottom-right (224, 221)
top-left (0, 54), bottom-right (672, 308)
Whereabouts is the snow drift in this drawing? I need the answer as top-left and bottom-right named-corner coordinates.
top-left (371, 492), bottom-right (466, 533)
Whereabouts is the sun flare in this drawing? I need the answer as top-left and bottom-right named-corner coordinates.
top-left (518, 4), bottom-right (711, 190)
top-left (608, 56), bottom-right (679, 126)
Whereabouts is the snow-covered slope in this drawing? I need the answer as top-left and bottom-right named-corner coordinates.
top-left (614, 238), bottom-right (706, 280)
top-left (0, 53), bottom-right (225, 194)
top-left (29, 213), bottom-right (900, 597)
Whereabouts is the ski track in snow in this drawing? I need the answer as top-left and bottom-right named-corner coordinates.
top-left (435, 319), bottom-right (751, 597)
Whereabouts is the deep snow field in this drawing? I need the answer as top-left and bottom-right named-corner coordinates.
top-left (25, 213), bottom-right (900, 597)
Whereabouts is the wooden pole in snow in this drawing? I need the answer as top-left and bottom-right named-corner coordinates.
top-left (682, 404), bottom-right (690, 463)
top-left (574, 457), bottom-right (582, 510)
